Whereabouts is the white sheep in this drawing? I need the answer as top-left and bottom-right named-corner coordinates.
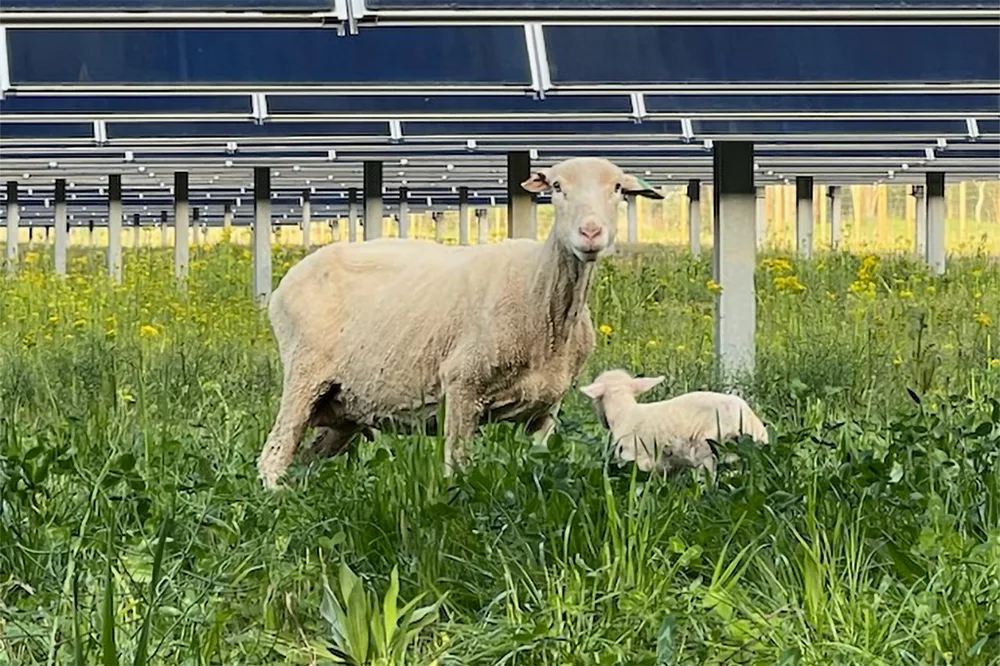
top-left (579, 369), bottom-right (769, 478)
top-left (256, 157), bottom-right (663, 489)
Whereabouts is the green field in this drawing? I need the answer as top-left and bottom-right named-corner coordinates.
top-left (1, 243), bottom-right (998, 665)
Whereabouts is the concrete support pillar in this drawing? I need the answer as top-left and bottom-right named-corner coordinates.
top-left (476, 207), bottom-right (489, 244)
top-left (507, 150), bottom-right (533, 238)
top-left (687, 179), bottom-right (701, 257)
top-left (433, 211), bottom-right (446, 243)
top-left (458, 186), bottom-right (470, 245)
top-left (301, 192), bottom-right (311, 249)
top-left (828, 185), bottom-right (843, 250)
top-left (398, 187), bottom-right (410, 239)
top-left (132, 213), bottom-right (141, 249)
top-left (174, 172), bottom-right (190, 280)
top-left (223, 203), bottom-right (233, 237)
top-left (107, 174), bottom-right (123, 282)
top-left (54, 179), bottom-right (68, 275)
top-left (626, 194), bottom-right (638, 243)
top-left (363, 161), bottom-right (383, 241)
top-left (192, 207), bottom-right (201, 247)
top-left (253, 166), bottom-right (272, 302)
top-left (5, 182), bottom-right (19, 273)
top-left (159, 210), bottom-right (168, 247)
top-left (754, 186), bottom-right (766, 250)
top-left (926, 172), bottom-right (946, 275)
top-left (348, 188), bottom-right (359, 242)
top-left (912, 185), bottom-right (927, 258)
top-left (712, 141), bottom-right (756, 382)
top-left (795, 176), bottom-right (814, 259)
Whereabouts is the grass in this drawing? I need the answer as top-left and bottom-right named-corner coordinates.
top-left (1, 241), bottom-right (998, 665)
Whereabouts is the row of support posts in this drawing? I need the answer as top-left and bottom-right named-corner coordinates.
top-left (1, 155), bottom-right (954, 382)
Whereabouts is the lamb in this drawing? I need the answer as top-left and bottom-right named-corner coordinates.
top-left (256, 157), bottom-right (663, 489)
top-left (579, 369), bottom-right (769, 478)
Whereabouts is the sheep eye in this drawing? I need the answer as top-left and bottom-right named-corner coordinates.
top-left (552, 182), bottom-right (562, 193)
top-left (614, 183), bottom-right (622, 193)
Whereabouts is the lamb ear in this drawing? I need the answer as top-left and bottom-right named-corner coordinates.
top-left (521, 169), bottom-right (552, 193)
top-left (621, 174), bottom-right (664, 200)
top-left (630, 375), bottom-right (665, 395)
top-left (579, 382), bottom-right (605, 399)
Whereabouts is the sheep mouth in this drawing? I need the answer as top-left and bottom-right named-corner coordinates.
top-left (572, 247), bottom-right (603, 262)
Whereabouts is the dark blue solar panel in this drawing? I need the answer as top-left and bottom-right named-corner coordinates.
top-left (7, 26), bottom-right (529, 85)
top-left (4, 0), bottom-right (331, 8)
top-left (404, 120), bottom-right (682, 135)
top-left (546, 26), bottom-right (1000, 83)
top-left (0, 95), bottom-right (251, 114)
top-left (108, 120), bottom-right (386, 137)
top-left (645, 94), bottom-right (1000, 114)
top-left (369, 0), bottom-right (993, 6)
top-left (0, 122), bottom-right (94, 139)
top-left (267, 94), bottom-right (629, 114)
top-left (694, 119), bottom-right (969, 135)
top-left (978, 119), bottom-right (1000, 135)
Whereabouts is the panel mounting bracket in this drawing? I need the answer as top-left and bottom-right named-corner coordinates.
top-left (966, 118), bottom-right (980, 140)
top-left (524, 23), bottom-right (552, 99)
top-left (0, 28), bottom-right (10, 100)
top-left (629, 92), bottom-right (647, 123)
top-left (251, 92), bottom-right (268, 124)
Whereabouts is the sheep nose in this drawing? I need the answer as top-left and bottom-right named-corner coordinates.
top-left (579, 225), bottom-right (603, 241)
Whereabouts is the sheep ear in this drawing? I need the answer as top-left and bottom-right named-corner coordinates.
top-left (521, 169), bottom-right (552, 193)
top-left (579, 382), bottom-right (604, 399)
top-left (630, 375), bottom-right (665, 395)
top-left (621, 174), bottom-right (663, 200)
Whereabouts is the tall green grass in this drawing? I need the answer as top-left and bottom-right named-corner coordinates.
top-left (1, 243), bottom-right (998, 664)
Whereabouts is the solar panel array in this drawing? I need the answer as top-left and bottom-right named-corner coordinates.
top-left (1, 0), bottom-right (998, 225)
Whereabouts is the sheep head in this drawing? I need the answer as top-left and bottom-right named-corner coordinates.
top-left (580, 368), bottom-right (665, 401)
top-left (521, 157), bottom-right (663, 262)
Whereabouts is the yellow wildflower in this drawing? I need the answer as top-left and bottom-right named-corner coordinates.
top-left (774, 275), bottom-right (806, 295)
top-left (705, 279), bottom-right (723, 295)
top-left (899, 290), bottom-right (914, 300)
top-left (892, 353), bottom-right (903, 366)
top-left (675, 344), bottom-right (687, 352)
top-left (926, 285), bottom-right (936, 296)
top-left (973, 312), bottom-right (992, 328)
top-left (988, 358), bottom-right (1000, 370)
top-left (599, 324), bottom-right (613, 336)
top-left (646, 339), bottom-right (659, 347)
top-left (139, 324), bottom-right (161, 338)
top-left (974, 291), bottom-right (983, 299)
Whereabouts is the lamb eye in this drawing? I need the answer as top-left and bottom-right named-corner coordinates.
top-left (614, 183), bottom-right (622, 193)
top-left (552, 182), bottom-right (562, 193)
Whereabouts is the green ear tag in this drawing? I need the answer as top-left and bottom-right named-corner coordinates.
top-left (637, 177), bottom-right (654, 190)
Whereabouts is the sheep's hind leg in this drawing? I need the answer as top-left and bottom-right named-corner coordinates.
top-left (257, 369), bottom-right (324, 490)
top-left (443, 385), bottom-right (481, 477)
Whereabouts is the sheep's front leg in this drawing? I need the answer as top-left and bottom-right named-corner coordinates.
top-left (443, 384), bottom-right (482, 477)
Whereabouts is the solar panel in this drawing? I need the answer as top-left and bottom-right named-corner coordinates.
top-left (3, 0), bottom-right (333, 8)
top-left (546, 25), bottom-right (1000, 84)
top-left (267, 94), bottom-right (630, 114)
top-left (107, 120), bottom-right (387, 139)
top-left (0, 122), bottom-right (95, 139)
top-left (645, 94), bottom-right (1000, 115)
top-left (403, 120), bottom-right (683, 136)
top-left (0, 95), bottom-right (252, 115)
top-left (694, 119), bottom-right (970, 137)
top-left (7, 26), bottom-right (531, 86)
top-left (367, 0), bottom-right (994, 7)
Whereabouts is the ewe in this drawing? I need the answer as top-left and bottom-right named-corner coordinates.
top-left (257, 157), bottom-right (662, 489)
top-left (580, 369), bottom-right (769, 478)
